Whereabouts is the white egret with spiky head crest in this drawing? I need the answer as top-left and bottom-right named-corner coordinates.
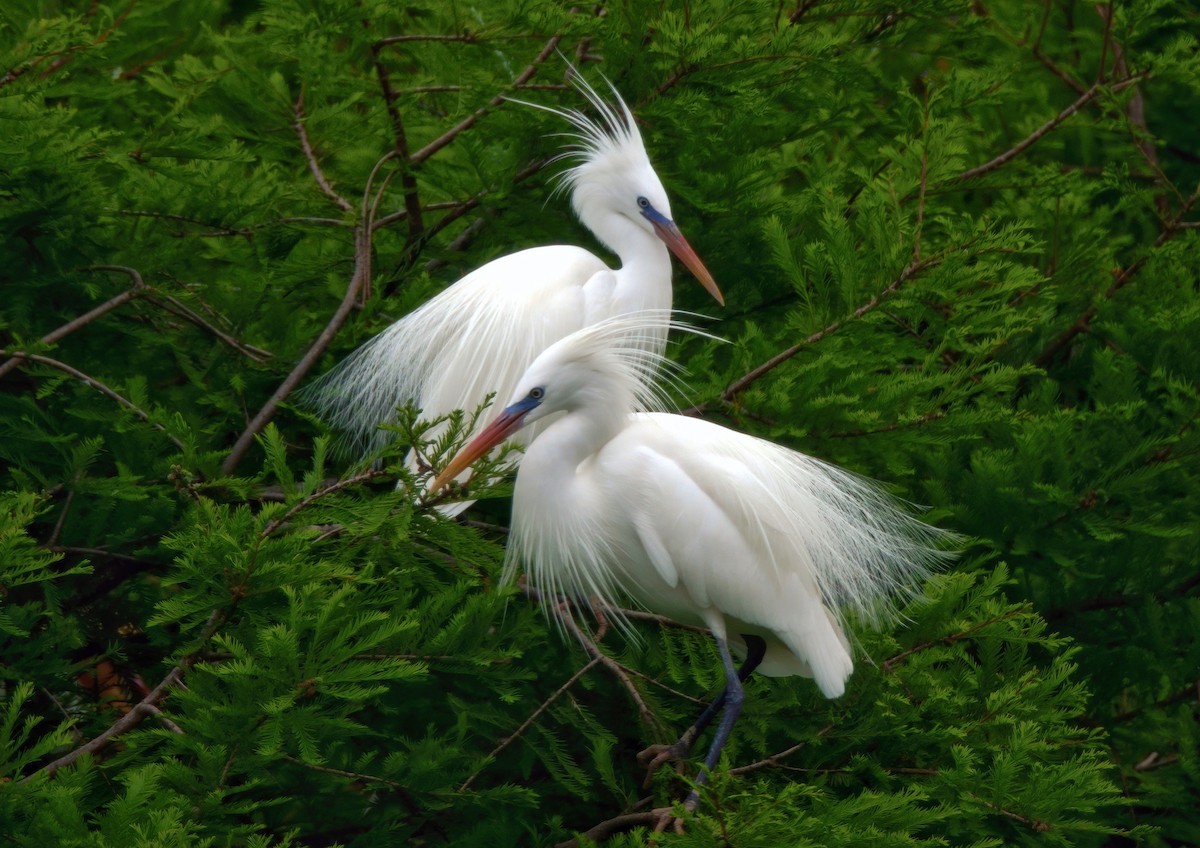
top-left (307, 72), bottom-right (721, 512)
top-left (430, 312), bottom-right (952, 814)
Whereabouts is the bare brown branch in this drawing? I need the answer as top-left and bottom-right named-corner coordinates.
top-left (0, 350), bottom-right (185, 450)
top-left (955, 73), bottom-right (1147, 182)
top-left (258, 468), bottom-right (393, 539)
top-left (408, 35), bottom-right (562, 166)
top-left (143, 291), bottom-right (273, 362)
top-left (881, 609), bottom-right (1028, 673)
top-left (220, 216), bottom-right (374, 475)
top-left (457, 656), bottom-right (600, 793)
top-left (1035, 192), bottom-right (1198, 368)
top-left (555, 807), bottom-right (674, 848)
top-left (28, 661), bottom-right (192, 779)
top-left (557, 608), bottom-right (661, 733)
top-left (728, 723), bottom-right (835, 775)
top-left (706, 254), bottom-right (942, 408)
top-left (0, 266), bottom-right (149, 380)
top-left (293, 94), bottom-right (354, 214)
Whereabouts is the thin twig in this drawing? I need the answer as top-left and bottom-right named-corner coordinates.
top-left (707, 254), bottom-right (942, 407)
top-left (293, 94), bottom-right (354, 214)
top-left (557, 608), bottom-right (660, 733)
top-left (955, 73), bottom-right (1147, 182)
top-left (408, 35), bottom-right (562, 166)
top-left (457, 656), bottom-right (601, 793)
top-left (27, 661), bottom-right (191, 779)
top-left (259, 469), bottom-right (393, 539)
top-left (0, 351), bottom-right (185, 450)
top-left (370, 54), bottom-right (424, 243)
top-left (555, 808), bottom-right (672, 848)
top-left (0, 267), bottom-right (147, 380)
top-left (881, 609), bottom-right (1028, 672)
top-left (969, 792), bottom-right (1052, 832)
top-left (1035, 192), bottom-right (1198, 368)
top-left (728, 723), bottom-right (836, 775)
top-left (282, 753), bottom-right (409, 789)
top-left (220, 150), bottom-right (390, 475)
top-left (143, 291), bottom-right (273, 362)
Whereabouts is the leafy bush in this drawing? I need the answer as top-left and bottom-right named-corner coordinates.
top-left (2, 1), bottom-right (1197, 845)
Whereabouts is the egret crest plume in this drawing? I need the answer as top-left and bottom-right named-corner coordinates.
top-left (508, 67), bottom-right (647, 200)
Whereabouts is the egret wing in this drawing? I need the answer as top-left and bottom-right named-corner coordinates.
top-left (626, 414), bottom-right (948, 627)
top-left (307, 245), bottom-right (605, 456)
top-left (604, 425), bottom-right (854, 696)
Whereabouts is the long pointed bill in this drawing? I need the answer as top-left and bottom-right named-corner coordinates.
top-left (428, 404), bottom-right (532, 494)
top-left (649, 218), bottom-right (724, 307)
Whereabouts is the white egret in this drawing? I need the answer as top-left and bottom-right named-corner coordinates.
top-left (429, 313), bottom-right (951, 813)
top-left (308, 73), bottom-right (722, 513)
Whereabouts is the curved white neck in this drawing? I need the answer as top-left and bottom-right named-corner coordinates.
top-left (584, 212), bottom-right (674, 314)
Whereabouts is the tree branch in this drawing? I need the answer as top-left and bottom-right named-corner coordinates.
top-left (556, 607), bottom-right (661, 734)
top-left (880, 609), bottom-right (1028, 673)
top-left (954, 73), bottom-right (1147, 182)
top-left (27, 660), bottom-right (192, 779)
top-left (220, 220), bottom-right (372, 474)
top-left (1034, 191), bottom-right (1198, 368)
top-left (554, 807), bottom-right (671, 848)
top-left (293, 94), bottom-right (354, 214)
top-left (0, 266), bottom-right (147, 380)
top-left (705, 254), bottom-right (941, 408)
top-left (408, 35), bottom-right (562, 166)
top-left (143, 291), bottom-right (273, 363)
top-left (457, 656), bottom-right (601, 793)
top-left (728, 723), bottom-right (835, 775)
top-left (258, 468), bottom-right (393, 539)
top-left (0, 350), bottom-right (185, 450)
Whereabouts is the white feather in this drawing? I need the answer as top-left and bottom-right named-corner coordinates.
top-left (491, 313), bottom-right (953, 697)
top-left (304, 73), bottom-right (711, 514)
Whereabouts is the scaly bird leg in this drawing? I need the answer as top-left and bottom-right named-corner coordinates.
top-left (683, 634), bottom-right (755, 811)
top-left (638, 634), bottom-right (765, 786)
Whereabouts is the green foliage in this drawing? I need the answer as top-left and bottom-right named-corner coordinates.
top-left (2, 0), bottom-right (1197, 845)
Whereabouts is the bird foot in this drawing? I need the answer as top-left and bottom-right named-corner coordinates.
top-left (648, 806), bottom-right (688, 837)
top-left (636, 740), bottom-right (691, 788)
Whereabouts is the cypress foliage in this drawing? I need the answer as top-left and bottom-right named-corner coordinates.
top-left (2, 1), bottom-right (1196, 845)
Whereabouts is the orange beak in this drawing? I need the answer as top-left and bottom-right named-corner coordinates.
top-left (428, 401), bottom-right (535, 494)
top-left (648, 217), bottom-right (724, 307)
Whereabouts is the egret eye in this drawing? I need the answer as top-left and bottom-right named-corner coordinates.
top-left (529, 387), bottom-right (545, 400)
top-left (636, 196), bottom-right (650, 210)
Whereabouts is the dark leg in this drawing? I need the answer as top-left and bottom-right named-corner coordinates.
top-left (681, 635), bottom-right (765, 744)
top-left (638, 634), bottom-right (766, 785)
top-left (682, 634), bottom-right (750, 811)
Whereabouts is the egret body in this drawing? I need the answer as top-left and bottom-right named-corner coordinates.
top-left (308, 75), bottom-right (721, 512)
top-left (430, 315), bottom-right (950, 810)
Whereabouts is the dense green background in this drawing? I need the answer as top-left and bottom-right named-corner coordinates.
top-left (2, 1), bottom-right (1197, 845)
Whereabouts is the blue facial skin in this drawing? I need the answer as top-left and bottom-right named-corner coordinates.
top-left (503, 390), bottom-right (544, 421)
top-left (638, 196), bottom-right (672, 227)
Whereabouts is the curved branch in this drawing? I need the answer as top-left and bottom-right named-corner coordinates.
top-left (27, 660), bottom-right (192, 779)
top-left (220, 220), bottom-right (372, 475)
top-left (457, 656), bottom-right (600, 793)
top-left (408, 35), bottom-right (562, 166)
top-left (293, 93), bottom-right (354, 214)
top-left (955, 73), bottom-right (1148, 183)
top-left (707, 254), bottom-right (941, 408)
top-left (0, 266), bottom-right (147, 380)
top-left (0, 350), bottom-right (184, 450)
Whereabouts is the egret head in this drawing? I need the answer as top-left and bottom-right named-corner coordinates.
top-left (519, 71), bottom-right (723, 306)
top-left (429, 312), bottom-right (689, 493)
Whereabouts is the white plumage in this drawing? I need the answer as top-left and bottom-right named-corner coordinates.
top-left (306, 73), bottom-right (721, 511)
top-left (429, 313), bottom-right (951, 807)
